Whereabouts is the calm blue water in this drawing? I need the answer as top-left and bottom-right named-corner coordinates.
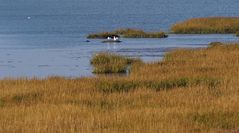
top-left (1, 0), bottom-right (239, 78)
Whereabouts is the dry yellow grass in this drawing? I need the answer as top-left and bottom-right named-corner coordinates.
top-left (0, 43), bottom-right (239, 132)
top-left (171, 17), bottom-right (239, 34)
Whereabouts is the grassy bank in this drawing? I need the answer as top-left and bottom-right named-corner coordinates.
top-left (171, 17), bottom-right (239, 34)
top-left (87, 28), bottom-right (168, 39)
top-left (0, 43), bottom-right (239, 132)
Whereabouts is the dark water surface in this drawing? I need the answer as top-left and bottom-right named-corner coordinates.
top-left (0, 0), bottom-right (239, 78)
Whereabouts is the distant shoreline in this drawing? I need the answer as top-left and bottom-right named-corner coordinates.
top-left (171, 17), bottom-right (239, 34)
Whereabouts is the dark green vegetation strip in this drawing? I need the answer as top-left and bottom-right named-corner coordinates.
top-left (11, 92), bottom-right (43, 104)
top-left (87, 28), bottom-right (168, 39)
top-left (0, 97), bottom-right (3, 107)
top-left (95, 77), bottom-right (221, 93)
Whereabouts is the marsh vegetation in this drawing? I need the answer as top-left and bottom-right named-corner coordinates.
top-left (171, 17), bottom-right (239, 34)
top-left (91, 52), bottom-right (142, 73)
top-left (87, 28), bottom-right (168, 39)
top-left (0, 43), bottom-right (239, 132)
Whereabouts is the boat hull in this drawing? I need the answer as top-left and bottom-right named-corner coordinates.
top-left (102, 40), bottom-right (122, 43)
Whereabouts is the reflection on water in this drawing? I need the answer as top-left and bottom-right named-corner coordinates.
top-left (0, 34), bottom-right (239, 78)
top-left (106, 43), bottom-right (119, 51)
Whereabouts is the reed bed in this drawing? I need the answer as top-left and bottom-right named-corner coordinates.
top-left (0, 43), bottom-right (239, 132)
top-left (87, 28), bottom-right (168, 39)
top-left (171, 17), bottom-right (239, 34)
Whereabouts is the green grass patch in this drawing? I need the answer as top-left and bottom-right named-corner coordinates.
top-left (143, 78), bottom-right (190, 91)
top-left (96, 80), bottom-right (139, 93)
top-left (12, 92), bottom-right (43, 104)
top-left (95, 77), bottom-right (220, 93)
top-left (171, 17), bottom-right (239, 34)
top-left (87, 28), bottom-right (168, 39)
top-left (91, 52), bottom-right (142, 74)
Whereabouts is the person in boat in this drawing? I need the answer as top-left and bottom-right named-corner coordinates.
top-left (113, 36), bottom-right (119, 41)
top-left (107, 35), bottom-right (120, 41)
top-left (103, 35), bottom-right (121, 43)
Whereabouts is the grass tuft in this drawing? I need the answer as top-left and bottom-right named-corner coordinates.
top-left (91, 52), bottom-right (142, 74)
top-left (208, 42), bottom-right (224, 48)
top-left (236, 31), bottom-right (239, 37)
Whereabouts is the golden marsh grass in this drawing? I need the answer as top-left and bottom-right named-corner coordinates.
top-left (171, 17), bottom-right (239, 34)
top-left (0, 43), bottom-right (239, 132)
